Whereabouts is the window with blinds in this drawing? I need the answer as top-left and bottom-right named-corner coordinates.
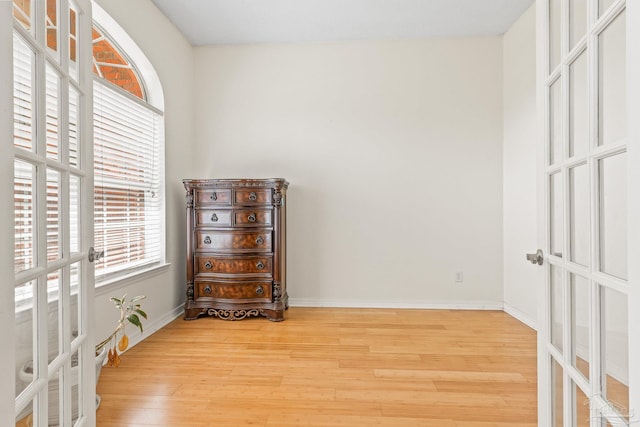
top-left (93, 80), bottom-right (164, 282)
top-left (13, 8), bottom-right (165, 289)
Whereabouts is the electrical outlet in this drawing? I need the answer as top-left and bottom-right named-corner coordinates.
top-left (455, 271), bottom-right (463, 283)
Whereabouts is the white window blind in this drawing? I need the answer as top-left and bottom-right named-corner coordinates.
top-left (93, 80), bottom-right (164, 282)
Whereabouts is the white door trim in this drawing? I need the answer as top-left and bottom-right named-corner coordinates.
top-left (625, 0), bottom-right (639, 421)
top-left (0, 2), bottom-right (17, 426)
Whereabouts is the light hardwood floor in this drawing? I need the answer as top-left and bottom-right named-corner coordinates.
top-left (96, 308), bottom-right (537, 426)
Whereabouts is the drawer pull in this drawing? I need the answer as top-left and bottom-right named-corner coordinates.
top-left (256, 261), bottom-right (265, 270)
top-left (248, 213), bottom-right (257, 223)
top-left (204, 286), bottom-right (212, 294)
top-left (255, 285), bottom-right (264, 296)
top-left (210, 192), bottom-right (217, 201)
top-left (249, 192), bottom-right (257, 201)
top-left (256, 236), bottom-right (264, 245)
top-left (204, 261), bottom-right (213, 269)
top-left (211, 213), bottom-right (218, 222)
top-left (204, 236), bottom-right (211, 244)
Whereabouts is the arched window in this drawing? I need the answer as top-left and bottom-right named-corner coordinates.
top-left (12, 0), bottom-right (164, 286)
top-left (91, 3), bottom-right (165, 283)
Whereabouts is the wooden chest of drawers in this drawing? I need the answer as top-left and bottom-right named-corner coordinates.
top-left (183, 179), bottom-right (289, 321)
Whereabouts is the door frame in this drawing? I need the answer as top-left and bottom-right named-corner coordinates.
top-left (626, 0), bottom-right (639, 421)
top-left (3, 0), bottom-right (96, 425)
top-left (1, 2), bottom-right (17, 426)
top-left (536, 0), bottom-right (639, 424)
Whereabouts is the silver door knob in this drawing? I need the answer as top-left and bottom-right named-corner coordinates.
top-left (526, 249), bottom-right (544, 266)
top-left (88, 247), bottom-right (104, 263)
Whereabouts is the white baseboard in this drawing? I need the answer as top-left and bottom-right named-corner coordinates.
top-left (503, 302), bottom-right (537, 330)
top-left (289, 298), bottom-right (504, 311)
top-left (125, 304), bottom-right (183, 351)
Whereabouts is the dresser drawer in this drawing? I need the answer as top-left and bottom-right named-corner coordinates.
top-left (194, 280), bottom-right (272, 302)
top-left (195, 210), bottom-right (232, 227)
top-left (234, 209), bottom-right (272, 227)
top-left (195, 255), bottom-right (273, 276)
top-left (195, 230), bottom-right (272, 252)
top-left (234, 189), bottom-right (271, 205)
top-left (195, 189), bottom-right (232, 206)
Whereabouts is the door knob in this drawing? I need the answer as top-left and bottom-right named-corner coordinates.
top-left (88, 247), bottom-right (104, 263)
top-left (526, 249), bottom-right (544, 266)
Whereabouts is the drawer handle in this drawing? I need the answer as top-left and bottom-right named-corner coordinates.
top-left (211, 213), bottom-right (218, 222)
top-left (204, 236), bottom-right (211, 244)
top-left (204, 286), bottom-right (212, 294)
top-left (210, 192), bottom-right (217, 201)
top-left (248, 213), bottom-right (257, 223)
top-left (204, 261), bottom-right (213, 269)
top-left (256, 261), bottom-right (265, 270)
top-left (255, 285), bottom-right (264, 296)
top-left (249, 192), bottom-right (257, 201)
top-left (256, 236), bottom-right (264, 245)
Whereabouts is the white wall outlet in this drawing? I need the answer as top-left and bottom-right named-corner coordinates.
top-left (455, 271), bottom-right (464, 283)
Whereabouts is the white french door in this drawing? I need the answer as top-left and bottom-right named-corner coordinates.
top-left (536, 0), bottom-right (639, 425)
top-left (10, 0), bottom-right (96, 426)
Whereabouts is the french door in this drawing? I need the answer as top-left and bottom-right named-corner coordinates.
top-left (537, 0), bottom-right (639, 425)
top-left (10, 0), bottom-right (96, 426)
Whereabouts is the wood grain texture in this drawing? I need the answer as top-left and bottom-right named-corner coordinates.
top-left (184, 178), bottom-right (288, 322)
top-left (195, 255), bottom-right (273, 276)
top-left (96, 308), bottom-right (537, 426)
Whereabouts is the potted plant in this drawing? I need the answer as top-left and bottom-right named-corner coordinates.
top-left (96, 294), bottom-right (148, 367)
top-left (17, 294), bottom-right (147, 426)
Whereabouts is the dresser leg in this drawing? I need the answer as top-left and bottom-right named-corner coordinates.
top-left (184, 307), bottom-right (203, 320)
top-left (263, 309), bottom-right (285, 322)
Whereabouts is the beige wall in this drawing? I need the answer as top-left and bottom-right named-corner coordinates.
top-left (192, 38), bottom-right (505, 307)
top-left (502, 4), bottom-right (537, 327)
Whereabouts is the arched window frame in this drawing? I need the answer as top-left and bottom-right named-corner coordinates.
top-left (91, 1), bottom-right (166, 286)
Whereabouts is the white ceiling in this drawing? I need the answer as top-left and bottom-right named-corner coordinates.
top-left (151, 0), bottom-right (534, 46)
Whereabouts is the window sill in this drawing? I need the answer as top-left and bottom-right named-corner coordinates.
top-left (95, 263), bottom-right (171, 297)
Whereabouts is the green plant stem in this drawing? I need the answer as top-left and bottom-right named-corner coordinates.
top-left (95, 322), bottom-right (125, 354)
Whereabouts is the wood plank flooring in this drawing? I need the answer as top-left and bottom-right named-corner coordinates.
top-left (95, 308), bottom-right (537, 426)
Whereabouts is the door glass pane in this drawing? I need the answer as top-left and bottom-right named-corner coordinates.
top-left (549, 0), bottom-right (561, 72)
top-left (598, 153), bottom-right (627, 280)
top-left (46, 63), bottom-right (60, 160)
top-left (549, 79), bottom-right (562, 165)
top-left (71, 349), bottom-right (81, 424)
top-left (570, 51), bottom-right (588, 158)
top-left (571, 274), bottom-right (590, 380)
top-left (15, 399), bottom-right (34, 427)
top-left (601, 286), bottom-right (629, 418)
top-left (570, 0), bottom-right (587, 49)
top-left (598, 11), bottom-right (626, 147)
top-left (599, 0), bottom-right (615, 17)
top-left (551, 265), bottom-right (563, 353)
top-left (15, 160), bottom-right (35, 273)
top-left (50, 370), bottom-right (63, 427)
top-left (69, 4), bottom-right (78, 81)
top-left (570, 164), bottom-right (589, 266)
top-left (12, 0), bottom-right (32, 32)
top-left (47, 168), bottom-right (61, 262)
top-left (552, 357), bottom-right (564, 426)
top-left (69, 87), bottom-right (80, 168)
top-left (46, 0), bottom-right (59, 58)
top-left (70, 175), bottom-right (80, 253)
top-left (15, 280), bottom-right (35, 398)
top-left (48, 271), bottom-right (61, 360)
top-left (70, 262), bottom-right (80, 341)
top-left (550, 172), bottom-right (563, 258)
top-left (574, 382), bottom-right (590, 426)
top-left (13, 34), bottom-right (35, 152)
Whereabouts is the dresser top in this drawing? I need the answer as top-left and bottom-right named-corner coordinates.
top-left (183, 178), bottom-right (289, 190)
